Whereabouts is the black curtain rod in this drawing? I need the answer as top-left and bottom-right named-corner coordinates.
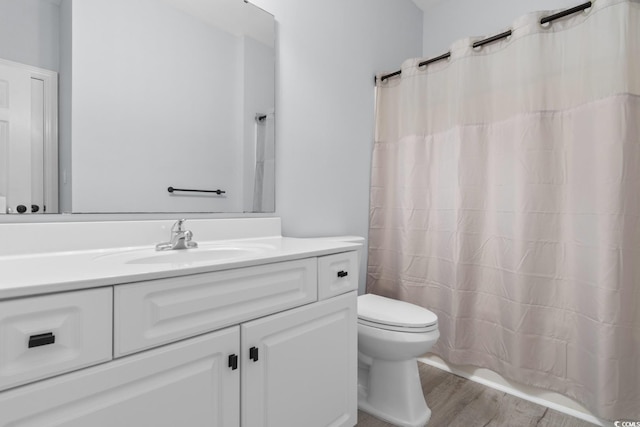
top-left (418, 51), bottom-right (451, 68)
top-left (472, 30), bottom-right (512, 49)
top-left (541, 1), bottom-right (592, 24)
top-left (377, 1), bottom-right (592, 84)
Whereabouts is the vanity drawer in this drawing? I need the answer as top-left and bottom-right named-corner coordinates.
top-left (0, 288), bottom-right (113, 392)
top-left (114, 258), bottom-right (318, 357)
top-left (318, 251), bottom-right (358, 300)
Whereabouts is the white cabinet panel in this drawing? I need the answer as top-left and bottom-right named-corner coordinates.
top-left (0, 327), bottom-right (240, 427)
top-left (318, 251), bottom-right (358, 300)
top-left (0, 288), bottom-right (112, 392)
top-left (114, 258), bottom-right (317, 357)
top-left (241, 291), bottom-right (357, 427)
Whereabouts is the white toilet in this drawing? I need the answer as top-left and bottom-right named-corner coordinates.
top-left (357, 294), bottom-right (439, 427)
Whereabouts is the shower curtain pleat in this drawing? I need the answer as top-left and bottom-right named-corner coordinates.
top-left (367, 0), bottom-right (640, 420)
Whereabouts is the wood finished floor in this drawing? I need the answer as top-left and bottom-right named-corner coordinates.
top-left (356, 363), bottom-right (596, 427)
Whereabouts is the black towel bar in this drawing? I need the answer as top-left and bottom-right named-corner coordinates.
top-left (167, 187), bottom-right (226, 195)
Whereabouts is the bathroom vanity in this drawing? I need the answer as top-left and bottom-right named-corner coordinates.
top-left (0, 218), bottom-right (359, 427)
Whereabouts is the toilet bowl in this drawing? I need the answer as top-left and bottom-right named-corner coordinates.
top-left (357, 294), bottom-right (439, 427)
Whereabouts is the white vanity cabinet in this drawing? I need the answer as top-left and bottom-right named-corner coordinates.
top-left (242, 291), bottom-right (357, 427)
top-left (0, 326), bottom-right (241, 427)
top-left (0, 250), bottom-right (358, 427)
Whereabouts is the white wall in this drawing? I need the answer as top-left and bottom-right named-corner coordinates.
top-left (249, 0), bottom-right (423, 292)
top-left (0, 0), bottom-right (60, 72)
top-left (71, 0), bottom-right (244, 213)
top-left (422, 0), bottom-right (580, 57)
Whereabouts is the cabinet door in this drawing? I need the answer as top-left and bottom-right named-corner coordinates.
top-left (0, 326), bottom-right (240, 427)
top-left (242, 292), bottom-right (357, 427)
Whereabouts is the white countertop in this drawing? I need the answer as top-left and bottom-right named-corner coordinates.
top-left (0, 236), bottom-right (360, 300)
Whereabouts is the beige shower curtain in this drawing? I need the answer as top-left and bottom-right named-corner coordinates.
top-left (367, 0), bottom-right (640, 420)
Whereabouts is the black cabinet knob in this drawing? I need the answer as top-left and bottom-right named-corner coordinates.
top-left (337, 271), bottom-right (349, 278)
top-left (31, 204), bottom-right (39, 213)
top-left (16, 205), bottom-right (27, 214)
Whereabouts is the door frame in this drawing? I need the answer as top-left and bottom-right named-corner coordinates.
top-left (0, 58), bottom-right (58, 213)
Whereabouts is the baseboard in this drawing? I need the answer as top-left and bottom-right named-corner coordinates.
top-left (418, 355), bottom-right (612, 427)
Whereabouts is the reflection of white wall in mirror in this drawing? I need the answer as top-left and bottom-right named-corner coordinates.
top-left (71, 0), bottom-right (246, 213)
top-left (59, 0), bottom-right (72, 213)
top-left (0, 110), bottom-right (6, 214)
top-left (252, 112), bottom-right (275, 212)
top-left (0, 0), bottom-right (61, 72)
top-left (160, 0), bottom-right (274, 48)
top-left (242, 37), bottom-right (275, 213)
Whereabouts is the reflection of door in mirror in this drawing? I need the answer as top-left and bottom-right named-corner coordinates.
top-left (0, 59), bottom-right (58, 215)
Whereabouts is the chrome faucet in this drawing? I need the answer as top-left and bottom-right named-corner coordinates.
top-left (156, 219), bottom-right (198, 251)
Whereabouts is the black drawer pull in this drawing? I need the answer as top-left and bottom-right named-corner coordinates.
top-left (249, 346), bottom-right (259, 362)
top-left (337, 271), bottom-right (349, 278)
top-left (228, 354), bottom-right (238, 370)
top-left (29, 332), bottom-right (55, 348)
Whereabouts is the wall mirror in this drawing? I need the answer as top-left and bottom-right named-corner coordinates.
top-left (0, 0), bottom-right (275, 216)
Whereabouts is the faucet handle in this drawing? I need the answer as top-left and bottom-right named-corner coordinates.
top-left (172, 219), bottom-right (187, 233)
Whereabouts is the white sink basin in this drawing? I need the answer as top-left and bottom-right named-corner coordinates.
top-left (95, 243), bottom-right (273, 266)
top-left (128, 247), bottom-right (255, 265)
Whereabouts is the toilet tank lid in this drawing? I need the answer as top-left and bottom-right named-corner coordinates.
top-left (357, 294), bottom-right (438, 328)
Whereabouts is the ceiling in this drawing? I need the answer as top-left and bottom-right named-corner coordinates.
top-left (160, 0), bottom-right (274, 47)
top-left (411, 0), bottom-right (443, 12)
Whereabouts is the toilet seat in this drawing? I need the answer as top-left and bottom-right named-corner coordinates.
top-left (358, 318), bottom-right (438, 333)
top-left (357, 294), bottom-right (438, 333)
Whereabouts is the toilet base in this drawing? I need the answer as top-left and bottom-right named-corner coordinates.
top-left (358, 359), bottom-right (431, 427)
